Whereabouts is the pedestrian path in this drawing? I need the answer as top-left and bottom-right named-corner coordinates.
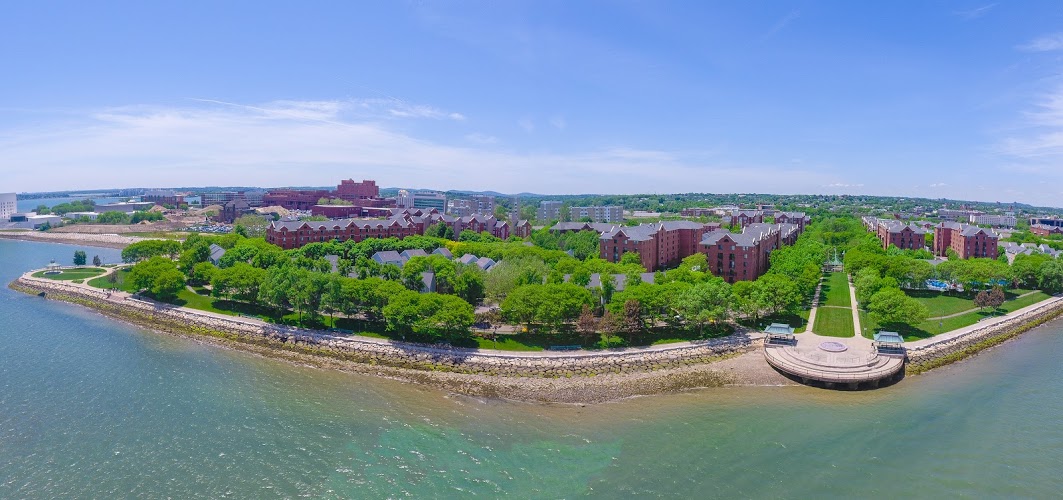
top-left (848, 274), bottom-right (862, 338)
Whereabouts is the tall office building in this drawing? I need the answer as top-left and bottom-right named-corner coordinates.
top-left (0, 193), bottom-right (16, 220)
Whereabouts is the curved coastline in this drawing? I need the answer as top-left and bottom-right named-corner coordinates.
top-left (10, 272), bottom-right (1063, 403)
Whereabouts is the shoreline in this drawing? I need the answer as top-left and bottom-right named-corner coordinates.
top-left (10, 272), bottom-right (1063, 403)
top-left (10, 275), bottom-right (794, 403)
top-left (0, 230), bottom-right (144, 249)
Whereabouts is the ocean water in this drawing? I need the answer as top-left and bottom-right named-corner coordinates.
top-left (1, 239), bottom-right (1062, 497)
top-left (16, 196), bottom-right (127, 213)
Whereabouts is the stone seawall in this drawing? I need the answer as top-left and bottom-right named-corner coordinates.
top-left (11, 276), bottom-right (758, 379)
top-left (905, 297), bottom-right (1063, 374)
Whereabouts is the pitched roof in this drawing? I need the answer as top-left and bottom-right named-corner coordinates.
top-left (208, 244), bottom-right (226, 263)
top-left (400, 249), bottom-right (428, 260)
top-left (431, 247), bottom-right (453, 258)
top-left (372, 251), bottom-right (406, 266)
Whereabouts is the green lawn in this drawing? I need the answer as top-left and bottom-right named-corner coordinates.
top-left (32, 267), bottom-right (106, 281)
top-left (820, 272), bottom-right (851, 307)
top-left (87, 268), bottom-right (137, 292)
top-left (862, 291), bottom-right (1054, 341)
top-left (813, 306), bottom-right (855, 337)
top-left (908, 288), bottom-right (1042, 319)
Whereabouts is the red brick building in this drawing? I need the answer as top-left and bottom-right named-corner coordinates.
top-left (933, 222), bottom-right (999, 259)
top-left (263, 189), bottom-right (330, 210)
top-left (774, 211), bottom-right (810, 231)
top-left (697, 223), bottom-right (801, 282)
top-left (1031, 224), bottom-right (1063, 236)
top-left (335, 179), bottom-right (379, 200)
top-left (599, 221), bottom-right (727, 271)
top-left (266, 218), bottom-right (419, 250)
top-left (875, 221), bottom-right (927, 251)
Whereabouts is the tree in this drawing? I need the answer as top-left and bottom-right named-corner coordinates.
top-left (452, 268), bottom-right (486, 305)
top-left (867, 288), bottom-right (929, 326)
top-left (92, 255), bottom-right (102, 267)
top-left (619, 252), bottom-right (642, 266)
top-left (73, 250), bottom-right (86, 266)
top-left (233, 214), bottom-right (269, 238)
top-left (575, 304), bottom-right (598, 343)
top-left (620, 299), bottom-right (643, 342)
top-left (127, 257), bottom-right (185, 300)
top-left (753, 274), bottom-right (801, 315)
top-left (1038, 260), bottom-right (1063, 293)
top-left (677, 278), bottom-right (732, 335)
top-left (188, 261), bottom-right (216, 286)
top-left (974, 290), bottom-right (992, 311)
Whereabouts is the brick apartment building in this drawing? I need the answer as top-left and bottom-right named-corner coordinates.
top-left (335, 179), bottom-right (379, 200)
top-left (1031, 224), bottom-right (1063, 236)
top-left (699, 223), bottom-right (801, 283)
top-left (933, 222), bottom-right (999, 259)
top-left (310, 205), bottom-right (393, 219)
top-left (142, 189), bottom-right (185, 206)
top-left (599, 221), bottom-right (732, 272)
top-left (876, 221), bottom-right (927, 251)
top-left (266, 208), bottom-right (530, 250)
top-left (774, 211), bottom-right (810, 230)
top-left (723, 210), bottom-right (764, 229)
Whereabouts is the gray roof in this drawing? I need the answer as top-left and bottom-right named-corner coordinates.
top-left (432, 247), bottom-right (453, 258)
top-left (579, 272), bottom-right (656, 292)
top-left (400, 249), bottom-right (428, 260)
top-left (600, 223), bottom-right (659, 242)
top-left (874, 331), bottom-right (904, 344)
top-left (208, 244), bottom-right (226, 263)
top-left (458, 253), bottom-right (479, 265)
top-left (372, 251), bottom-right (406, 267)
top-left (551, 222), bottom-right (617, 233)
top-left (324, 254), bottom-right (340, 273)
top-left (475, 256), bottom-right (497, 270)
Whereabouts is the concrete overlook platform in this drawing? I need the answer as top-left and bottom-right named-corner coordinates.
top-left (763, 332), bottom-right (904, 389)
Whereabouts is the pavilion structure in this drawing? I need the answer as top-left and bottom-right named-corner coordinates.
top-left (873, 331), bottom-right (906, 357)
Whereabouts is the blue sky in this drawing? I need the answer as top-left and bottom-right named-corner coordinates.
top-left (3, 1), bottom-right (1063, 206)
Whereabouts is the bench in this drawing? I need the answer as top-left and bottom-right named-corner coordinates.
top-left (548, 345), bottom-right (582, 351)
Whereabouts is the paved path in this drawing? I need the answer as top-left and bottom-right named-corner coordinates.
top-left (848, 273), bottom-right (862, 338)
top-left (805, 275), bottom-right (825, 332)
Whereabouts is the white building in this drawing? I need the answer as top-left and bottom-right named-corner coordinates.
top-left (970, 214), bottom-right (1017, 228)
top-left (67, 211), bottom-right (99, 221)
top-left (0, 193), bottom-right (15, 220)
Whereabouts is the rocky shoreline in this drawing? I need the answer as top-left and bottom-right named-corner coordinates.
top-left (11, 273), bottom-right (1063, 403)
top-left (10, 275), bottom-right (792, 403)
top-left (904, 296), bottom-right (1063, 374)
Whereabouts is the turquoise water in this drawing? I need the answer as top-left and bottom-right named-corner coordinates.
top-left (2, 239), bottom-right (1063, 497)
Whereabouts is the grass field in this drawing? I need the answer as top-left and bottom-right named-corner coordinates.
top-left (820, 272), bottom-right (851, 307)
top-left (862, 290), bottom-right (1054, 341)
top-left (87, 268), bottom-right (137, 292)
top-left (813, 306), bottom-right (855, 337)
top-left (32, 267), bottom-right (106, 281)
top-left (907, 288), bottom-right (1040, 318)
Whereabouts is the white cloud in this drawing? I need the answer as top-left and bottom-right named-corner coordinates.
top-left (996, 84), bottom-right (1063, 170)
top-left (550, 116), bottom-right (567, 130)
top-left (824, 182), bottom-right (865, 188)
top-left (0, 99), bottom-right (839, 195)
top-left (928, 183), bottom-right (947, 188)
top-left (954, 3), bottom-right (996, 20)
top-left (1017, 33), bottom-right (1063, 52)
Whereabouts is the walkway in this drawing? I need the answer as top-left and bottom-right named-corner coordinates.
top-left (848, 274), bottom-right (862, 337)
